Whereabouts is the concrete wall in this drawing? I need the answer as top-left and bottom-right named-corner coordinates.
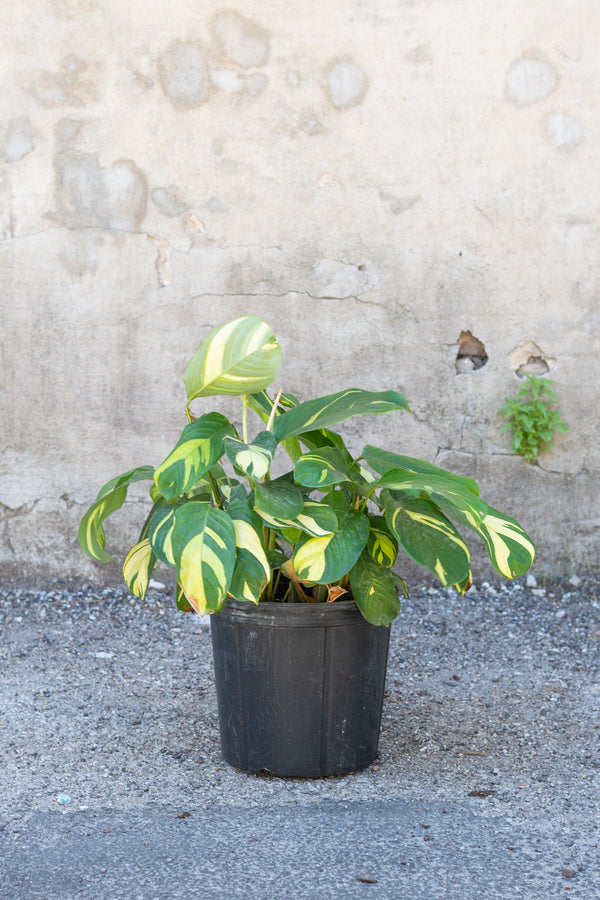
top-left (1, 0), bottom-right (598, 583)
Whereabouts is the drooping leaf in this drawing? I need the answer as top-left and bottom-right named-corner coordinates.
top-left (123, 539), bottom-right (157, 602)
top-left (349, 552), bottom-right (400, 626)
top-left (223, 430), bottom-right (277, 480)
top-left (366, 515), bottom-right (398, 567)
top-left (78, 466), bottom-right (155, 562)
top-left (272, 389), bottom-right (410, 442)
top-left (375, 470), bottom-right (489, 530)
top-left (383, 492), bottom-right (471, 587)
top-left (226, 499), bottom-right (271, 604)
top-left (154, 413), bottom-right (235, 501)
top-left (148, 505), bottom-right (176, 566)
top-left (175, 583), bottom-right (195, 612)
top-left (475, 507), bottom-right (535, 578)
top-left (292, 505), bottom-right (370, 585)
top-left (171, 504), bottom-right (236, 615)
top-left (254, 475), bottom-right (304, 520)
top-left (184, 315), bottom-right (282, 402)
top-left (362, 445), bottom-right (480, 496)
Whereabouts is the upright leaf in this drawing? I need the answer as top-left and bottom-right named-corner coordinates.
top-left (123, 539), bottom-right (157, 602)
top-left (366, 516), bottom-right (398, 567)
top-left (350, 552), bottom-right (400, 626)
top-left (184, 315), bottom-right (282, 402)
top-left (78, 466), bottom-right (155, 562)
top-left (154, 413), bottom-right (235, 500)
top-left (273, 389), bottom-right (409, 442)
top-left (171, 504), bottom-right (236, 615)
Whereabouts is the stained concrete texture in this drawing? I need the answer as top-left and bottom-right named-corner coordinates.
top-left (1, 0), bottom-right (600, 578)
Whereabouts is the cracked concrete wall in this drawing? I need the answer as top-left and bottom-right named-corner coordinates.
top-left (1, 0), bottom-right (599, 582)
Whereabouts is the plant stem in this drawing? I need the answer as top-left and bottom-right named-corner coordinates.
top-left (242, 394), bottom-right (249, 444)
top-left (266, 389), bottom-right (283, 432)
top-left (208, 471), bottom-right (223, 508)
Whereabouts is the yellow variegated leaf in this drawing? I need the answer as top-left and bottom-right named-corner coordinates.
top-left (478, 508), bottom-right (535, 578)
top-left (292, 507), bottom-right (370, 585)
top-left (293, 534), bottom-right (332, 582)
top-left (78, 466), bottom-right (154, 562)
top-left (384, 493), bottom-right (471, 587)
top-left (184, 315), bottom-right (282, 403)
top-left (366, 516), bottom-right (398, 567)
top-left (154, 413), bottom-right (234, 501)
top-left (172, 504), bottom-right (236, 615)
top-left (123, 539), bottom-right (157, 602)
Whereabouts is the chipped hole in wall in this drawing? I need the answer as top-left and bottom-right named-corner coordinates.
top-left (510, 341), bottom-right (552, 377)
top-left (455, 331), bottom-right (488, 374)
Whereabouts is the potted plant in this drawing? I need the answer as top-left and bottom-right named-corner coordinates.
top-left (79, 315), bottom-right (535, 777)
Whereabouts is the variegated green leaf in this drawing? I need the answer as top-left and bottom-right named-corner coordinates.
top-left (375, 470), bottom-right (489, 529)
top-left (349, 552), bottom-right (400, 626)
top-left (123, 539), bottom-right (157, 602)
top-left (226, 499), bottom-right (271, 604)
top-left (476, 507), bottom-right (535, 578)
top-left (294, 446), bottom-right (354, 489)
top-left (292, 504), bottom-right (369, 584)
top-left (255, 500), bottom-right (338, 538)
top-left (383, 492), bottom-right (471, 587)
top-left (247, 390), bottom-right (303, 463)
top-left (148, 506), bottom-right (176, 566)
top-left (171, 504), bottom-right (236, 615)
top-left (273, 389), bottom-right (410, 442)
top-left (78, 466), bottom-right (155, 562)
top-left (184, 315), bottom-right (282, 402)
top-left (223, 430), bottom-right (277, 480)
top-left (384, 474), bottom-right (535, 580)
top-left (175, 582), bottom-right (195, 612)
top-left (254, 476), bottom-right (304, 520)
top-left (362, 445), bottom-right (480, 497)
top-left (366, 516), bottom-right (398, 567)
top-left (154, 413), bottom-right (235, 500)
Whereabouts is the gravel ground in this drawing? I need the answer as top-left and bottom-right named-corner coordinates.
top-left (0, 576), bottom-right (599, 899)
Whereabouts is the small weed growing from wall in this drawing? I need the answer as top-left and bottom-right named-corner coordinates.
top-left (498, 374), bottom-right (569, 463)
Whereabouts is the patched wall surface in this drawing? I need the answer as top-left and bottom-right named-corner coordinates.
top-left (1, 1), bottom-right (598, 582)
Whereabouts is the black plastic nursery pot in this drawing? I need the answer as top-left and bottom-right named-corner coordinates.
top-left (210, 599), bottom-right (391, 778)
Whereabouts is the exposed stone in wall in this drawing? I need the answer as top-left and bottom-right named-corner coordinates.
top-left (510, 342), bottom-right (553, 377)
top-left (455, 331), bottom-right (488, 374)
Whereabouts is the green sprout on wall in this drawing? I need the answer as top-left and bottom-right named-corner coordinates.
top-left (498, 374), bottom-right (569, 463)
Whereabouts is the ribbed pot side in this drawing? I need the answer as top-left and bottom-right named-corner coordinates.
top-left (210, 599), bottom-right (391, 778)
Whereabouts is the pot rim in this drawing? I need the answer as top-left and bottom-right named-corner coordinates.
top-left (213, 598), bottom-right (388, 628)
